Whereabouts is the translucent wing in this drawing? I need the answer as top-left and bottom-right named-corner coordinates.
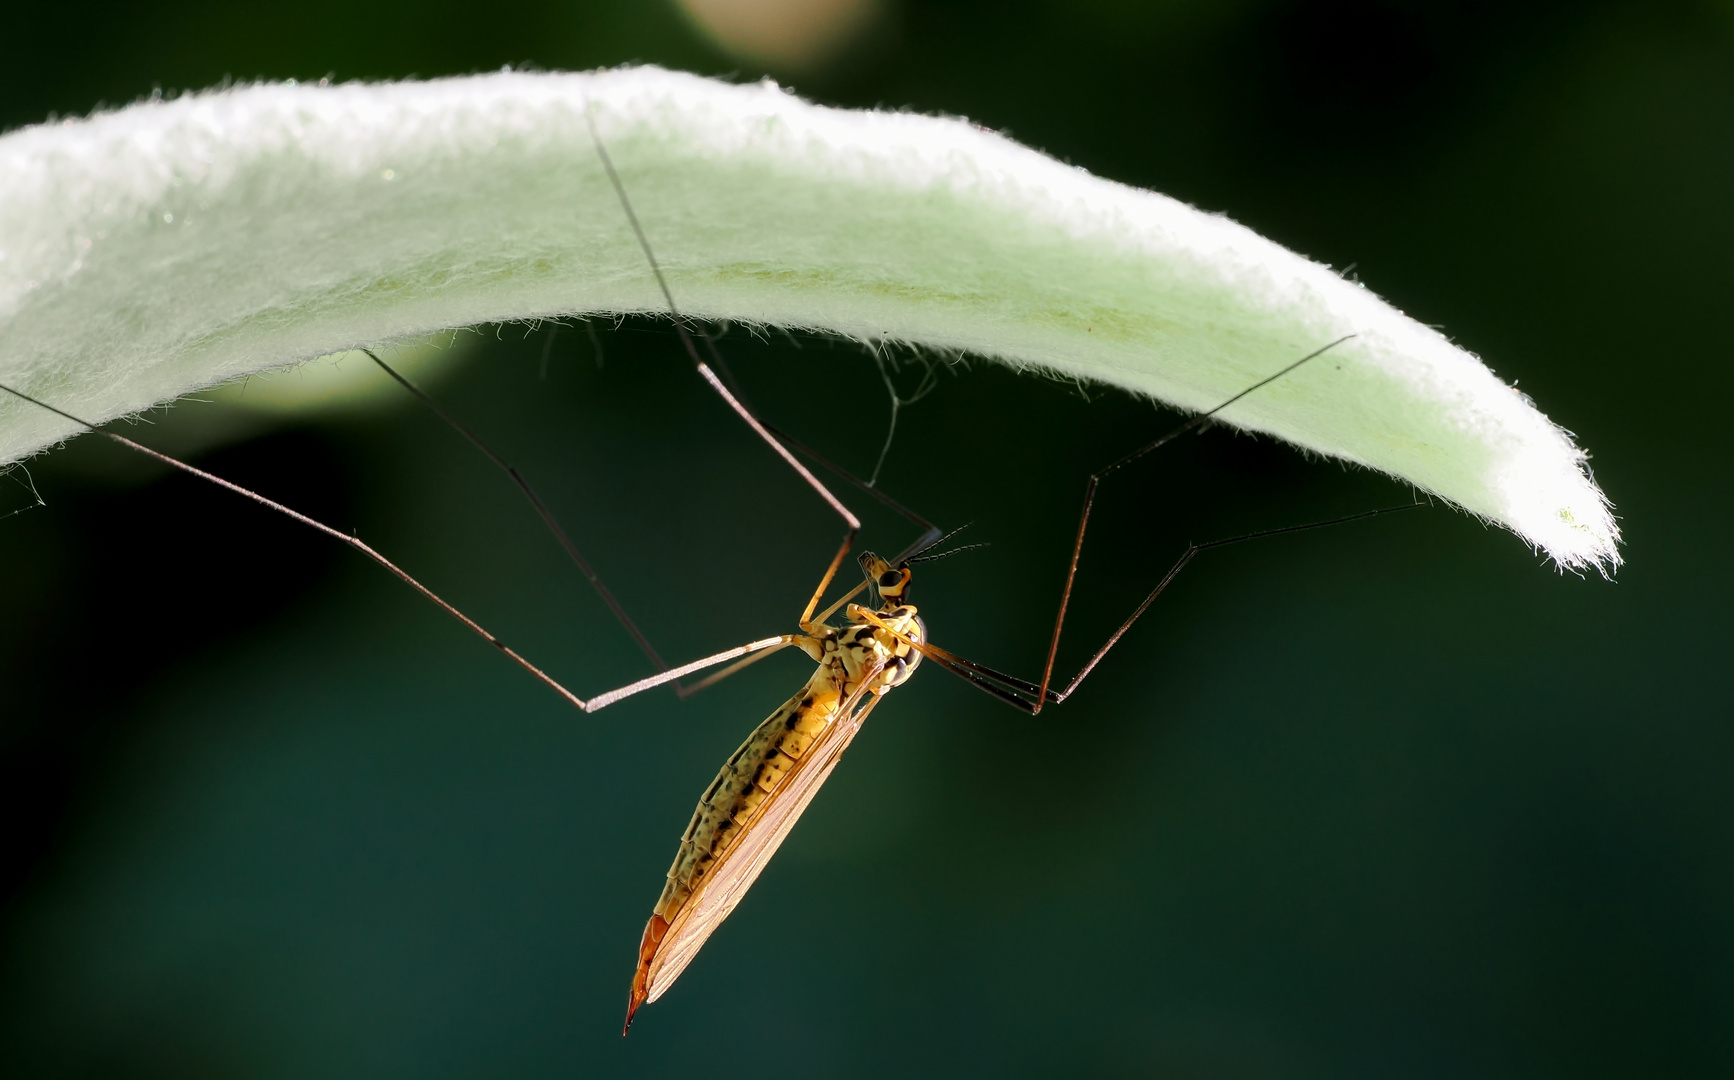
top-left (625, 666), bottom-right (886, 1029)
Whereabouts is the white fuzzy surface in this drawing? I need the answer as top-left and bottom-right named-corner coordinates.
top-left (0, 66), bottom-right (1618, 571)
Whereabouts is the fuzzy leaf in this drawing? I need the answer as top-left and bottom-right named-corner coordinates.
top-left (0, 66), bottom-right (1618, 571)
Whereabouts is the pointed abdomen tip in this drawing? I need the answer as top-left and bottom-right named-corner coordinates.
top-left (623, 990), bottom-right (645, 1036)
top-left (623, 912), bottom-right (668, 1036)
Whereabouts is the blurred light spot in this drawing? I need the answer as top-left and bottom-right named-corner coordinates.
top-left (676, 0), bottom-right (885, 72)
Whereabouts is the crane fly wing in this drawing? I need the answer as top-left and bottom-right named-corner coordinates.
top-left (628, 665), bottom-right (886, 1025)
top-left (646, 698), bottom-right (876, 1000)
top-left (647, 676), bottom-right (883, 998)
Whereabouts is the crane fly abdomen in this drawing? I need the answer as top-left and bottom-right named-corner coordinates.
top-left (625, 593), bottom-right (924, 1030)
top-left (659, 681), bottom-right (842, 917)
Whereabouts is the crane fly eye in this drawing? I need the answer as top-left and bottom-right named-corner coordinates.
top-left (878, 571), bottom-right (903, 589)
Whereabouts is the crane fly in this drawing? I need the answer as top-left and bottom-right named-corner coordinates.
top-left (624, 548), bottom-right (924, 1029)
top-left (0, 103), bottom-right (1422, 1037)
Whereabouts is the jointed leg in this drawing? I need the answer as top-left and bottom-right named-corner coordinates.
top-left (0, 384), bottom-right (596, 711)
top-left (579, 634), bottom-right (810, 713)
top-left (0, 382), bottom-right (813, 718)
top-left (586, 110), bottom-right (875, 620)
top-left (681, 325), bottom-right (943, 563)
top-left (857, 498), bottom-right (1422, 715)
top-left (362, 349), bottom-right (670, 674)
top-left (674, 565), bottom-right (874, 699)
top-left (673, 570), bottom-right (873, 699)
top-left (841, 333), bottom-right (1428, 715)
top-left (1033, 336), bottom-right (1356, 709)
top-left (674, 641), bottom-right (793, 698)
top-left (1041, 503), bottom-right (1420, 708)
top-left (760, 419), bottom-right (942, 564)
top-left (364, 344), bottom-right (890, 697)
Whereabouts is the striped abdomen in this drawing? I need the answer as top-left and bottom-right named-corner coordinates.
top-left (656, 674), bottom-right (842, 920)
top-left (626, 670), bottom-right (852, 1022)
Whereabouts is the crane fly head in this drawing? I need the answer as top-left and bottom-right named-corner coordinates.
top-left (858, 551), bottom-right (913, 608)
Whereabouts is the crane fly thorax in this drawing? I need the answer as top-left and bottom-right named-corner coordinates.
top-left (840, 601), bottom-right (924, 694)
top-left (793, 601), bottom-right (922, 696)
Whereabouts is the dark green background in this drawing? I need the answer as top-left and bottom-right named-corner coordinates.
top-left (3, 1), bottom-right (1730, 1075)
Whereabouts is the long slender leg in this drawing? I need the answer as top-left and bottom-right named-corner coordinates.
top-left (760, 420), bottom-right (942, 563)
top-left (1045, 504), bottom-right (1423, 703)
top-left (1, 383), bottom-right (594, 712)
top-left (365, 340), bottom-right (911, 687)
top-left (832, 331), bottom-right (1418, 715)
top-left (672, 642), bottom-right (792, 698)
top-left (850, 610), bottom-right (1044, 713)
top-left (362, 348), bottom-right (670, 673)
top-left (585, 110), bottom-right (865, 611)
top-left (797, 531), bottom-right (862, 632)
top-left (686, 318), bottom-right (940, 559)
top-left (874, 502), bottom-right (1423, 713)
top-left (0, 382), bottom-right (811, 718)
top-left (578, 634), bottom-right (807, 713)
top-left (673, 541), bottom-right (875, 700)
top-left (366, 348), bottom-right (851, 701)
top-left (664, 524), bottom-right (875, 700)
top-left (1032, 337), bottom-right (1356, 709)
